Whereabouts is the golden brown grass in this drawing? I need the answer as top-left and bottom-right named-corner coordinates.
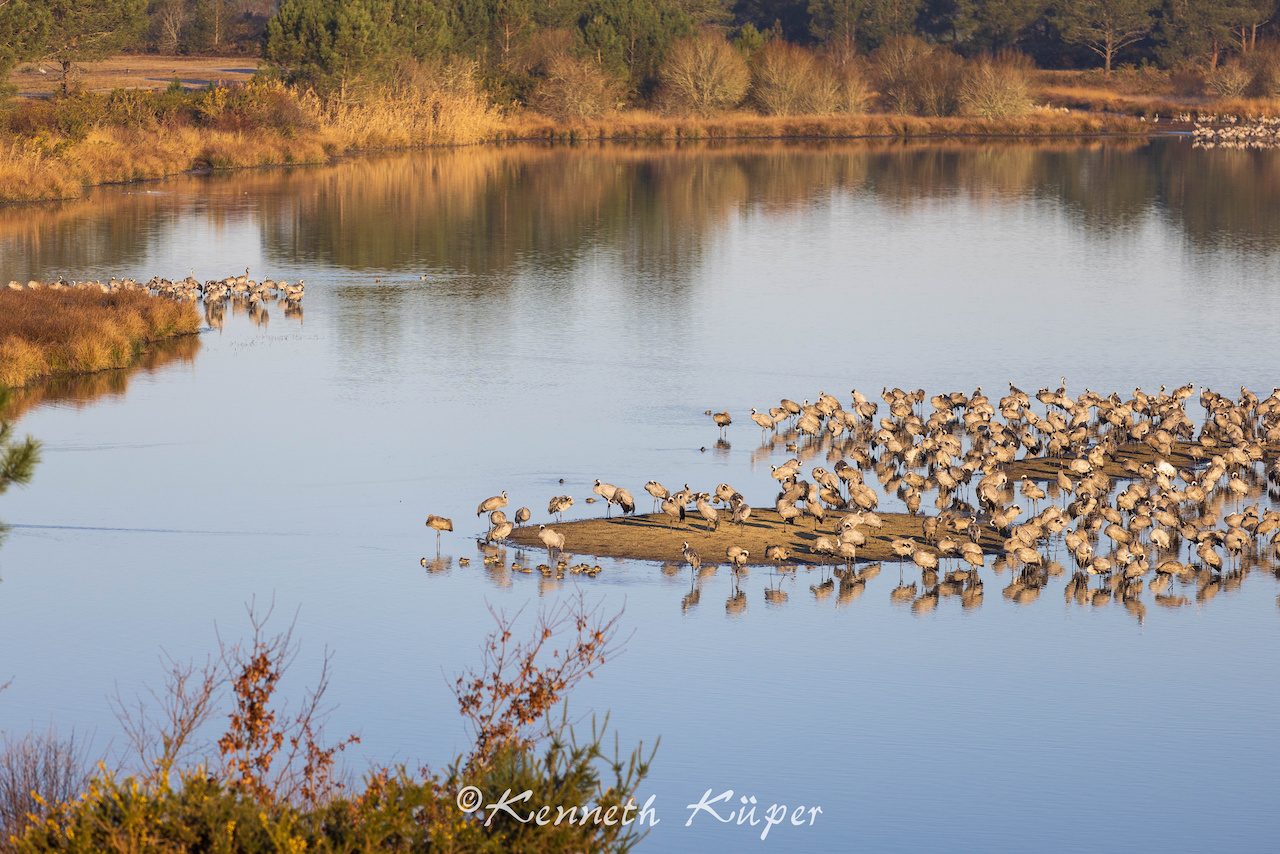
top-left (295, 82), bottom-right (501, 149)
top-left (0, 59), bottom-right (1144, 205)
top-left (0, 289), bottom-right (200, 387)
top-left (0, 68), bottom-right (501, 202)
top-left (0, 123), bottom-right (332, 202)
top-left (0, 144), bottom-right (82, 202)
top-left (500, 108), bottom-right (1144, 142)
top-left (1035, 68), bottom-right (1280, 118)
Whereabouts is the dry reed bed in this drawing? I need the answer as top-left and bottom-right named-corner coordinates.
top-left (0, 126), bottom-right (330, 203)
top-left (501, 110), bottom-right (1145, 142)
top-left (0, 288), bottom-right (200, 387)
top-left (0, 99), bottom-right (1146, 203)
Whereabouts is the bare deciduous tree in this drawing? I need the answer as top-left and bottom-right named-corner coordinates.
top-left (151, 0), bottom-right (190, 53)
top-left (658, 32), bottom-right (749, 117)
top-left (531, 55), bottom-right (620, 121)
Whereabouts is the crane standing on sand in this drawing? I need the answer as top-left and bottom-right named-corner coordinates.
top-left (644, 480), bottom-right (669, 511)
top-left (593, 479), bottom-right (618, 516)
top-left (614, 487), bottom-right (636, 516)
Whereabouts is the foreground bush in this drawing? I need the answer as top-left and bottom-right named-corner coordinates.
top-left (958, 53), bottom-right (1033, 118)
top-left (16, 732), bottom-right (650, 854)
top-left (4, 596), bottom-right (654, 854)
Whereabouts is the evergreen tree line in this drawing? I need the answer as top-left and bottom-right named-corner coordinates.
top-left (3, 0), bottom-right (1280, 103)
top-left (257, 0), bottom-right (1280, 103)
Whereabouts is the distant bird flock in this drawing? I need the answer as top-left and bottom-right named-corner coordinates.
top-left (8, 269), bottom-right (305, 331)
top-left (436, 381), bottom-right (1280, 619)
top-left (8, 268), bottom-right (304, 303)
top-left (1192, 117), bottom-right (1280, 149)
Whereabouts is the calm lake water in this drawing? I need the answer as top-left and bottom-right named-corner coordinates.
top-left (2, 138), bottom-right (1278, 852)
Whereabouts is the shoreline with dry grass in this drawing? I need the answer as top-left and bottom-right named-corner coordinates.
top-left (0, 106), bottom-right (1152, 204)
top-left (0, 58), bottom-right (1161, 206)
top-left (0, 288), bottom-right (201, 388)
top-left (9, 50), bottom-right (1280, 204)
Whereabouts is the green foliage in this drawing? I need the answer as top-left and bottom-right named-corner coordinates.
top-left (808, 0), bottom-right (871, 57)
top-left (0, 388), bottom-right (42, 547)
top-left (15, 716), bottom-right (654, 854)
top-left (390, 0), bottom-right (454, 59)
top-left (860, 0), bottom-right (926, 47)
top-left (733, 21), bottom-right (766, 57)
top-left (41, 0), bottom-right (147, 91)
top-left (574, 0), bottom-right (696, 97)
top-left (186, 0), bottom-right (239, 52)
top-left (1055, 0), bottom-right (1159, 72)
top-left (955, 0), bottom-right (1049, 52)
top-left (264, 0), bottom-right (396, 98)
top-left (732, 0), bottom-right (813, 43)
top-left (0, 0), bottom-right (50, 99)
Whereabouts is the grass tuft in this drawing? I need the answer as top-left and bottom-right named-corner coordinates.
top-left (0, 288), bottom-right (200, 387)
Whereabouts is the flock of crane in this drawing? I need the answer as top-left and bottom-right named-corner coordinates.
top-left (7, 269), bottom-right (304, 331)
top-left (6, 268), bottom-right (303, 304)
top-left (432, 381), bottom-right (1280, 619)
top-left (1192, 117), bottom-right (1280, 149)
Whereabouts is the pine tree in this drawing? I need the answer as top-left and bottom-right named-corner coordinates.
top-left (1056, 0), bottom-right (1158, 72)
top-left (264, 0), bottom-right (394, 98)
top-left (42, 0), bottom-right (147, 93)
top-left (0, 0), bottom-right (50, 98)
top-left (956, 0), bottom-right (1049, 52)
top-left (862, 0), bottom-right (925, 47)
top-left (0, 388), bottom-right (41, 549)
top-left (809, 0), bottom-right (874, 60)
